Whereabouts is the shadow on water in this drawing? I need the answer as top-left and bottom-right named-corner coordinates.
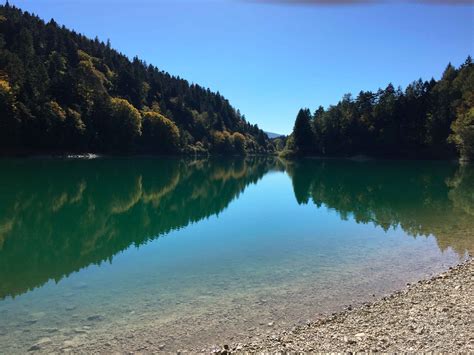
top-left (0, 157), bottom-right (472, 300)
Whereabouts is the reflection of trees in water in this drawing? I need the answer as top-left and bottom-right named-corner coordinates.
top-left (0, 158), bottom-right (471, 300)
top-left (0, 157), bottom-right (275, 299)
top-left (448, 164), bottom-right (474, 217)
top-left (286, 159), bottom-right (474, 257)
top-left (440, 164), bottom-right (474, 256)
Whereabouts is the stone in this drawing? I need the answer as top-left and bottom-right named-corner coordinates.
top-left (73, 328), bottom-right (88, 334)
top-left (42, 327), bottom-right (58, 333)
top-left (28, 337), bottom-right (52, 351)
top-left (27, 312), bottom-right (46, 324)
top-left (28, 344), bottom-right (41, 352)
top-left (63, 340), bottom-right (77, 348)
top-left (86, 314), bottom-right (104, 322)
top-left (73, 282), bottom-right (88, 289)
top-left (30, 312), bottom-right (46, 319)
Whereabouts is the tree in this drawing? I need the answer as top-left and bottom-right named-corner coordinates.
top-left (141, 111), bottom-right (180, 153)
top-left (257, 130), bottom-right (266, 146)
top-left (106, 97), bottom-right (142, 151)
top-left (211, 130), bottom-right (233, 155)
top-left (231, 132), bottom-right (246, 155)
top-left (451, 107), bottom-right (474, 161)
top-left (292, 108), bottom-right (314, 154)
top-left (64, 108), bottom-right (87, 150)
top-left (0, 77), bottom-right (19, 147)
top-left (287, 57), bottom-right (473, 160)
top-left (0, 4), bottom-right (270, 155)
top-left (449, 63), bottom-right (474, 161)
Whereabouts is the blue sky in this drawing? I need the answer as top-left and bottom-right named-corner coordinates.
top-left (9, 0), bottom-right (474, 134)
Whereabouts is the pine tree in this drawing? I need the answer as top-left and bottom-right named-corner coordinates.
top-left (292, 108), bottom-right (314, 155)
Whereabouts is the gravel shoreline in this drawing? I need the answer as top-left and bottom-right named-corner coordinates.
top-left (211, 258), bottom-right (473, 353)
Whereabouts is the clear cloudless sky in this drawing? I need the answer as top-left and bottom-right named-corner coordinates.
top-left (9, 0), bottom-right (474, 134)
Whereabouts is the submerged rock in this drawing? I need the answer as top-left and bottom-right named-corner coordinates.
top-left (86, 314), bottom-right (104, 322)
top-left (73, 282), bottom-right (88, 290)
top-left (28, 337), bottom-right (52, 351)
top-left (42, 327), bottom-right (59, 333)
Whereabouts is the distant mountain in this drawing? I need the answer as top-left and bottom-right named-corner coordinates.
top-left (265, 131), bottom-right (284, 139)
top-left (0, 4), bottom-right (273, 155)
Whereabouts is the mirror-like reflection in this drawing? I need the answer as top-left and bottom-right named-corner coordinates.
top-left (0, 158), bottom-right (473, 301)
top-left (0, 157), bottom-right (279, 299)
top-left (0, 157), bottom-right (473, 352)
top-left (286, 159), bottom-right (474, 256)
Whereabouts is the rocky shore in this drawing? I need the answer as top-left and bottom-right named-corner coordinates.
top-left (211, 258), bottom-right (473, 353)
top-left (9, 259), bottom-right (473, 353)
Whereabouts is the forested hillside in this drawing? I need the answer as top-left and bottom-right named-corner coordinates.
top-left (288, 58), bottom-right (474, 161)
top-left (0, 4), bottom-right (271, 155)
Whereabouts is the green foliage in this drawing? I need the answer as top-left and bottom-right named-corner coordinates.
top-left (292, 108), bottom-right (314, 154)
top-left (450, 106), bottom-right (474, 161)
top-left (210, 130), bottom-right (248, 155)
top-left (232, 132), bottom-right (246, 155)
top-left (211, 131), bottom-right (233, 154)
top-left (0, 76), bottom-right (19, 147)
top-left (289, 58), bottom-right (474, 160)
top-left (449, 57), bottom-right (474, 161)
top-left (0, 4), bottom-right (269, 155)
top-left (141, 111), bottom-right (180, 153)
top-left (107, 97), bottom-right (142, 151)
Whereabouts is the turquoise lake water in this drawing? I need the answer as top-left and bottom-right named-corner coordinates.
top-left (0, 157), bottom-right (472, 351)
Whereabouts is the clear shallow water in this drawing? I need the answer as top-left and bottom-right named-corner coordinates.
top-left (0, 157), bottom-right (472, 351)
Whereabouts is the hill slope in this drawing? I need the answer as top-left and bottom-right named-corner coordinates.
top-left (0, 4), bottom-right (271, 155)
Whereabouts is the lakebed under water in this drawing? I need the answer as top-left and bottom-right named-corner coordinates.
top-left (0, 157), bottom-right (472, 351)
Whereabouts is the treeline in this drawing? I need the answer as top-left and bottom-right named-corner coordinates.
top-left (288, 58), bottom-right (474, 161)
top-left (0, 4), bottom-right (271, 155)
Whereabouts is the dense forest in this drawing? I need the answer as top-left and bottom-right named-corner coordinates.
top-left (287, 58), bottom-right (474, 161)
top-left (0, 4), bottom-right (271, 155)
top-left (1, 4), bottom-right (472, 160)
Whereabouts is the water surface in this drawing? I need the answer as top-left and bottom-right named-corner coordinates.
top-left (0, 157), bottom-right (472, 351)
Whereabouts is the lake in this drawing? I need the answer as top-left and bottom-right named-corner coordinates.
top-left (0, 157), bottom-right (472, 352)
